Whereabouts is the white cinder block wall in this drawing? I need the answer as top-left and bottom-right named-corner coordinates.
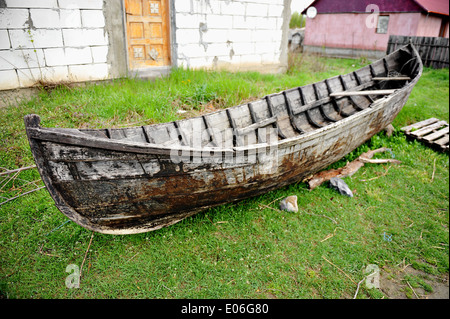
top-left (174, 0), bottom-right (287, 72)
top-left (0, 0), bottom-right (109, 90)
top-left (0, 0), bottom-right (289, 91)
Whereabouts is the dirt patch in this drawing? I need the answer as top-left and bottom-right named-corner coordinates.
top-left (380, 266), bottom-right (449, 299)
top-left (0, 87), bottom-right (40, 108)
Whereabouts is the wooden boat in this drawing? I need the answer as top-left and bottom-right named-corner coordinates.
top-left (25, 44), bottom-right (423, 235)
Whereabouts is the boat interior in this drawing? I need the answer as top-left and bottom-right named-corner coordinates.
top-left (77, 46), bottom-right (420, 149)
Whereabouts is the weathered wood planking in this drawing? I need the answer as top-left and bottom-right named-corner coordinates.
top-left (330, 89), bottom-right (397, 97)
top-left (387, 35), bottom-right (449, 69)
top-left (24, 44), bottom-right (423, 234)
top-left (401, 118), bottom-right (449, 153)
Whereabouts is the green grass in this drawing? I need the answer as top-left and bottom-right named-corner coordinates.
top-left (0, 54), bottom-right (448, 299)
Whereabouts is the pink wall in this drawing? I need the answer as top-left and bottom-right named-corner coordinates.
top-left (303, 12), bottom-right (441, 52)
top-left (417, 14), bottom-right (446, 37)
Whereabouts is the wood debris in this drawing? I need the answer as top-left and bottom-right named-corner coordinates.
top-left (305, 147), bottom-right (401, 190)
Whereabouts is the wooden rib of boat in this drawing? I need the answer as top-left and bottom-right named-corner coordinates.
top-left (24, 44), bottom-right (423, 235)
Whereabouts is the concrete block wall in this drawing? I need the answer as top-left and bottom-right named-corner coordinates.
top-left (0, 0), bottom-right (109, 90)
top-left (173, 0), bottom-right (289, 73)
top-left (0, 0), bottom-right (290, 90)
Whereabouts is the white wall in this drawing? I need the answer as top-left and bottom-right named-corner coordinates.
top-left (173, 0), bottom-right (288, 73)
top-left (0, 0), bottom-right (290, 91)
top-left (0, 0), bottom-right (109, 90)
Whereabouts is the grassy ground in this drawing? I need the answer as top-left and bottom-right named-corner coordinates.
top-left (0, 53), bottom-right (448, 299)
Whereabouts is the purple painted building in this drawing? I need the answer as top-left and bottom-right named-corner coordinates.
top-left (302, 0), bottom-right (449, 58)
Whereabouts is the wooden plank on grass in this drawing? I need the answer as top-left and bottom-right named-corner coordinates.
top-left (401, 118), bottom-right (449, 153)
top-left (434, 135), bottom-right (449, 147)
top-left (421, 127), bottom-right (449, 142)
top-left (410, 121), bottom-right (447, 137)
top-left (400, 118), bottom-right (439, 132)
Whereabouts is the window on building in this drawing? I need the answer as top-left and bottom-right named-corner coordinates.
top-left (376, 15), bottom-right (389, 34)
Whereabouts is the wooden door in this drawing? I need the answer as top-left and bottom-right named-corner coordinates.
top-left (125, 0), bottom-right (171, 69)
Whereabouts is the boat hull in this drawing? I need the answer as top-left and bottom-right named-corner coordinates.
top-left (24, 45), bottom-right (422, 234)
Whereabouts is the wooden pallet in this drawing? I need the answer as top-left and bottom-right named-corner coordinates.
top-left (401, 118), bottom-right (449, 152)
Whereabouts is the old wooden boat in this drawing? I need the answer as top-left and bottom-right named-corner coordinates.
top-left (25, 44), bottom-right (422, 235)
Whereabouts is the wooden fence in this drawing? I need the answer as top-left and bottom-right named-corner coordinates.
top-left (386, 35), bottom-right (449, 69)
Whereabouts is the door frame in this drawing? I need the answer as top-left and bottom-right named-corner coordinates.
top-left (121, 0), bottom-right (177, 78)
